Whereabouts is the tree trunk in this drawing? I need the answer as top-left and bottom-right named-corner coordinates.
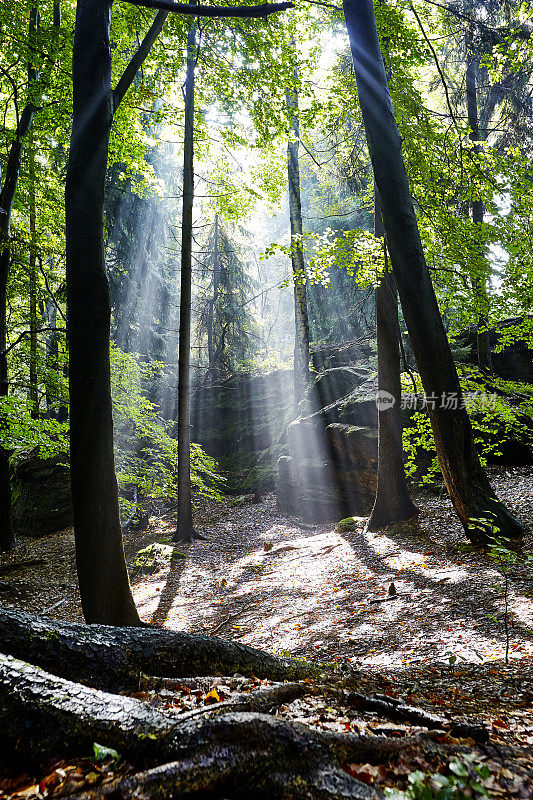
top-left (175, 7), bottom-right (200, 543)
top-left (0, 606), bottom-right (314, 691)
top-left (65, 0), bottom-right (140, 625)
top-left (286, 62), bottom-right (311, 411)
top-left (367, 190), bottom-right (418, 531)
top-left (206, 214), bottom-right (219, 382)
top-left (465, 27), bottom-right (491, 372)
top-left (0, 233), bottom-right (13, 553)
top-left (342, 0), bottom-right (523, 541)
top-left (28, 133), bottom-right (39, 419)
top-left (0, 652), bottom-right (416, 798)
top-left (0, 56), bottom-right (37, 554)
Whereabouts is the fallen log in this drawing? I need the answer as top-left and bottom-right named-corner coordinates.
top-left (0, 606), bottom-right (314, 691)
top-left (0, 653), bottom-right (419, 799)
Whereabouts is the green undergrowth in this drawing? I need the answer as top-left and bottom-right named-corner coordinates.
top-left (402, 369), bottom-right (533, 487)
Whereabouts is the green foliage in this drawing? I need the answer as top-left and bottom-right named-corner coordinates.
top-left (93, 743), bottom-right (120, 765)
top-left (0, 345), bottom-right (223, 519)
top-left (385, 754), bottom-right (492, 799)
top-left (0, 396), bottom-right (69, 458)
top-left (402, 371), bottom-right (533, 486)
top-left (110, 346), bottom-right (223, 515)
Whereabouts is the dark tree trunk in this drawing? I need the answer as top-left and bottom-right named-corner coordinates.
top-left (286, 63), bottom-right (310, 411)
top-left (175, 8), bottom-right (200, 543)
top-left (367, 191), bottom-right (418, 531)
top-left (65, 0), bottom-right (140, 625)
top-left (0, 606), bottom-right (314, 692)
top-left (465, 28), bottom-right (491, 372)
top-left (29, 136), bottom-right (39, 419)
top-left (342, 0), bottom-right (523, 541)
top-left (0, 95), bottom-right (37, 553)
top-left (0, 238), bottom-right (13, 553)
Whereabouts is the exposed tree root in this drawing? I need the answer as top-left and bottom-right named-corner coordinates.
top-left (0, 606), bottom-right (315, 691)
top-left (0, 654), bottom-right (424, 799)
top-left (346, 692), bottom-right (489, 743)
top-left (175, 681), bottom-right (310, 719)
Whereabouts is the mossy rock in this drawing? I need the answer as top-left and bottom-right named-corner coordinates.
top-left (335, 516), bottom-right (365, 533)
top-left (131, 542), bottom-right (185, 576)
top-left (11, 448), bottom-right (73, 537)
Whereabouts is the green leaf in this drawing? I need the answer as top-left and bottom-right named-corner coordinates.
top-left (93, 743), bottom-right (120, 763)
top-left (449, 759), bottom-right (469, 778)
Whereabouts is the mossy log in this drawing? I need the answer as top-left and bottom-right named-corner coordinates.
top-left (0, 606), bottom-right (314, 691)
top-left (0, 653), bottom-right (420, 799)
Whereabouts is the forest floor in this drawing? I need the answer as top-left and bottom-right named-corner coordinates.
top-left (1, 465), bottom-right (532, 797)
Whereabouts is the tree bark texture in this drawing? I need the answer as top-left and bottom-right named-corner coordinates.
top-left (367, 191), bottom-right (418, 530)
top-left (65, 0), bottom-right (140, 625)
top-left (0, 652), bottom-right (418, 798)
top-left (342, 0), bottom-right (523, 541)
top-left (29, 133), bottom-right (39, 419)
top-left (287, 64), bottom-right (311, 410)
top-left (0, 606), bottom-right (314, 691)
top-left (175, 8), bottom-right (198, 543)
top-left (465, 26), bottom-right (491, 372)
top-left (0, 100), bottom-right (37, 552)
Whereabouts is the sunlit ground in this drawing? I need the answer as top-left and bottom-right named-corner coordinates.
top-left (133, 469), bottom-right (533, 670)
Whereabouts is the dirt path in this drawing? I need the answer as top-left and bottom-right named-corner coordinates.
top-left (1, 466), bottom-right (532, 786)
top-left (1, 466), bottom-right (532, 673)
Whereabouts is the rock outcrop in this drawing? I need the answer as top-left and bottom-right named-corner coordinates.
top-left (11, 448), bottom-right (73, 537)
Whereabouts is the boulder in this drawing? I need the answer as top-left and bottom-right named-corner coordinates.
top-left (191, 369), bottom-right (294, 491)
top-left (325, 423), bottom-right (378, 467)
top-left (11, 448), bottom-right (72, 537)
top-left (276, 425), bottom-right (377, 523)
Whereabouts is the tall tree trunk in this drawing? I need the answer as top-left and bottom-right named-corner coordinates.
top-left (28, 134), bottom-right (39, 419)
top-left (465, 26), bottom-right (491, 371)
top-left (367, 190), bottom-right (418, 531)
top-left (0, 0), bottom-right (41, 551)
top-left (65, 0), bottom-right (140, 625)
top-left (175, 7), bottom-right (200, 543)
top-left (44, 297), bottom-right (59, 417)
top-left (342, 0), bottom-right (523, 541)
top-left (206, 213), bottom-right (219, 381)
top-left (0, 229), bottom-right (14, 552)
top-left (53, 2), bottom-right (61, 27)
top-left (286, 62), bottom-right (310, 412)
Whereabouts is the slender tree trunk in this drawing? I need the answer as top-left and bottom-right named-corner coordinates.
top-left (0, 0), bottom-right (41, 551)
top-left (206, 214), bottom-right (219, 381)
top-left (175, 7), bottom-right (200, 543)
top-left (367, 190), bottom-right (418, 531)
top-left (0, 230), bottom-right (13, 552)
top-left (465, 27), bottom-right (491, 371)
top-left (342, 0), bottom-right (523, 541)
top-left (44, 298), bottom-right (59, 417)
top-left (53, 2), bottom-right (61, 27)
top-left (65, 0), bottom-right (140, 625)
top-left (28, 135), bottom-right (39, 419)
top-left (286, 62), bottom-right (310, 412)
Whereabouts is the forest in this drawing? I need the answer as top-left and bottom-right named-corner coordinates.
top-left (0, 0), bottom-right (532, 797)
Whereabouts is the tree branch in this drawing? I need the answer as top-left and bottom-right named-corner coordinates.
top-left (113, 11), bottom-right (169, 112)
top-left (121, 0), bottom-right (293, 18)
